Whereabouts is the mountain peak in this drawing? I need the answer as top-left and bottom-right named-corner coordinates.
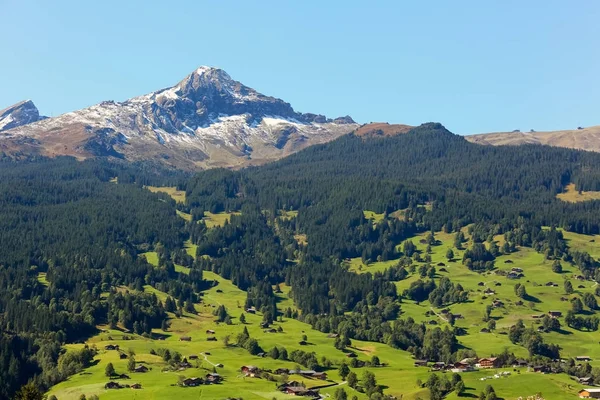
top-left (0, 100), bottom-right (46, 132)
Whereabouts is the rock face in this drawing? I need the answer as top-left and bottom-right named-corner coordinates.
top-left (0, 67), bottom-right (357, 169)
top-left (0, 100), bottom-right (46, 132)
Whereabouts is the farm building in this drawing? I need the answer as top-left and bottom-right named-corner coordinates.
top-left (206, 373), bottom-right (222, 383)
top-left (577, 356), bottom-right (592, 362)
top-left (180, 336), bottom-right (192, 341)
top-left (130, 383), bottom-right (142, 389)
top-left (105, 381), bottom-right (122, 389)
top-left (181, 377), bottom-right (203, 387)
top-left (134, 365), bottom-right (148, 373)
top-left (104, 344), bottom-right (119, 350)
top-left (548, 311), bottom-right (563, 318)
top-left (206, 329), bottom-right (215, 334)
top-left (414, 359), bottom-right (428, 367)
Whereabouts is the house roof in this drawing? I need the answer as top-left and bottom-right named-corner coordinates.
top-left (581, 388), bottom-right (600, 393)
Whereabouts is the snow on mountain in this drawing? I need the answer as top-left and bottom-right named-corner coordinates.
top-left (0, 67), bottom-right (357, 169)
top-left (0, 100), bottom-right (46, 131)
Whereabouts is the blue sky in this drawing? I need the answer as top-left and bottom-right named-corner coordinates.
top-left (1, 0), bottom-right (599, 134)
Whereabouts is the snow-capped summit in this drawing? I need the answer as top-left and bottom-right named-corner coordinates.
top-left (0, 100), bottom-right (46, 132)
top-left (0, 67), bottom-right (357, 169)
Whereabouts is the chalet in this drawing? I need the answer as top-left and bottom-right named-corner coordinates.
top-left (548, 311), bottom-right (563, 318)
top-left (577, 356), bottom-right (592, 362)
top-left (134, 365), bottom-right (148, 373)
top-left (345, 352), bottom-right (357, 358)
top-left (478, 357), bottom-right (500, 369)
top-left (285, 380), bottom-right (303, 388)
top-left (105, 381), bottom-right (122, 389)
top-left (215, 363), bottom-right (224, 367)
top-left (207, 337), bottom-right (218, 341)
top-left (451, 362), bottom-right (473, 372)
top-left (298, 340), bottom-right (308, 345)
top-left (578, 377), bottom-right (593, 385)
top-left (281, 386), bottom-right (319, 397)
top-left (504, 260), bottom-right (514, 264)
top-left (494, 282), bottom-right (502, 286)
top-left (576, 275), bottom-right (586, 281)
top-left (579, 284), bottom-right (586, 289)
top-left (118, 374), bottom-right (130, 379)
top-left (246, 307), bottom-right (257, 314)
top-left (130, 383), bottom-right (142, 389)
top-left (545, 282), bottom-right (555, 287)
top-left (512, 359), bottom-right (528, 367)
top-left (104, 344), bottom-right (119, 351)
top-left (327, 333), bottom-right (339, 338)
top-left (216, 289), bottom-right (223, 293)
top-left (206, 329), bottom-right (215, 334)
top-left (578, 388), bottom-right (600, 398)
top-left (480, 328), bottom-right (490, 333)
top-left (189, 354), bottom-right (199, 360)
top-left (437, 262), bottom-right (446, 267)
top-left (180, 336), bottom-right (192, 341)
top-left (256, 352), bottom-right (266, 358)
top-left (119, 353), bottom-right (128, 359)
top-left (206, 373), bottom-right (222, 383)
top-left (478, 282), bottom-right (485, 286)
top-left (512, 267), bottom-right (524, 273)
top-left (182, 377), bottom-right (203, 387)
top-left (266, 328), bottom-right (277, 333)
top-left (414, 359), bottom-right (428, 367)
top-left (311, 372), bottom-right (327, 380)
top-left (483, 288), bottom-right (496, 295)
top-left (241, 365), bottom-right (259, 377)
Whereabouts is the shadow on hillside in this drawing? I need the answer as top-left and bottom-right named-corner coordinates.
top-left (523, 294), bottom-right (541, 303)
top-left (555, 328), bottom-right (573, 335)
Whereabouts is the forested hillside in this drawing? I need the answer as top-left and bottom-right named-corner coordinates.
top-left (2, 124), bottom-right (600, 399)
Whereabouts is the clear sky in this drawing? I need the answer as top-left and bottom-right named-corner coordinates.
top-left (1, 0), bottom-right (599, 134)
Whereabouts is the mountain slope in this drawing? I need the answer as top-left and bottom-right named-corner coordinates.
top-left (0, 67), bottom-right (357, 169)
top-left (465, 125), bottom-right (600, 152)
top-left (0, 100), bottom-right (46, 131)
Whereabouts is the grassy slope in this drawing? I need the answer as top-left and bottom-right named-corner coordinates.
top-left (145, 186), bottom-right (186, 204)
top-left (203, 211), bottom-right (241, 228)
top-left (47, 217), bottom-right (600, 400)
top-left (556, 183), bottom-right (600, 203)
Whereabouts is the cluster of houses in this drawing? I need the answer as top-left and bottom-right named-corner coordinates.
top-left (180, 373), bottom-right (222, 387)
top-left (507, 267), bottom-right (525, 279)
top-left (415, 357), bottom-right (527, 372)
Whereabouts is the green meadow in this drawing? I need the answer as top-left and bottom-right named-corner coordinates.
top-left (47, 215), bottom-right (600, 400)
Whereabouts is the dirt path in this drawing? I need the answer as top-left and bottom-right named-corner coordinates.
top-left (430, 307), bottom-right (448, 322)
top-left (200, 352), bottom-right (217, 367)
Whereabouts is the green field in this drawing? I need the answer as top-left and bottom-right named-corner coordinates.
top-left (48, 227), bottom-right (600, 400)
top-left (146, 186), bottom-right (187, 204)
top-left (557, 183), bottom-right (600, 203)
top-left (203, 211), bottom-right (240, 228)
